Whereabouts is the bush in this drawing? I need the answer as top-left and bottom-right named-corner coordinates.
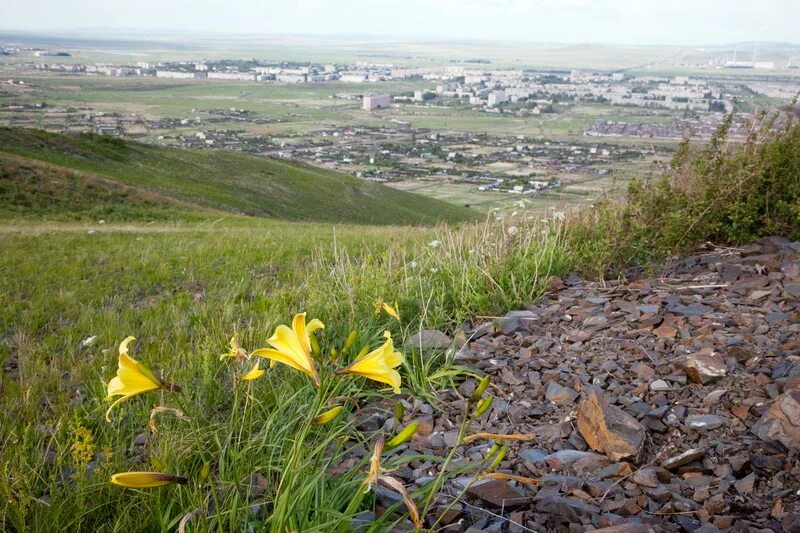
top-left (569, 106), bottom-right (800, 275)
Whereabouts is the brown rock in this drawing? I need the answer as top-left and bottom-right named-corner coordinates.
top-left (661, 447), bottom-right (707, 470)
top-left (577, 388), bottom-right (645, 461)
top-left (679, 352), bottom-right (727, 384)
top-left (406, 329), bottom-right (452, 350)
top-left (734, 472), bottom-right (756, 496)
top-left (545, 381), bottom-right (579, 405)
top-left (632, 467), bottom-right (660, 488)
top-left (466, 479), bottom-right (531, 509)
top-left (751, 389), bottom-right (800, 451)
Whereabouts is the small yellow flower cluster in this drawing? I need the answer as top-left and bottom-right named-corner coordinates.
top-left (69, 425), bottom-right (96, 471)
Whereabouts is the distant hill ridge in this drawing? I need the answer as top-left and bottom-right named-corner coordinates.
top-left (0, 127), bottom-right (477, 225)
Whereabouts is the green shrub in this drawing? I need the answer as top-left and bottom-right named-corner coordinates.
top-left (569, 105), bottom-right (800, 275)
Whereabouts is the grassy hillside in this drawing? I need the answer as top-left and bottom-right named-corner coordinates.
top-left (0, 127), bottom-right (477, 225)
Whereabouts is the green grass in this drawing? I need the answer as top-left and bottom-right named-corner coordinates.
top-left (0, 127), bottom-right (477, 225)
top-left (0, 212), bottom-right (570, 531)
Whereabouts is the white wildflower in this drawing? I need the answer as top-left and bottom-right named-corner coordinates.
top-left (507, 226), bottom-right (518, 237)
top-left (80, 335), bottom-right (97, 348)
top-left (428, 240), bottom-right (441, 248)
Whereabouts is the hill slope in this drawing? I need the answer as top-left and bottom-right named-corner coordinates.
top-left (0, 127), bottom-right (477, 225)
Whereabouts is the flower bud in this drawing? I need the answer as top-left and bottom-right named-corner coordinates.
top-left (343, 330), bottom-right (358, 353)
top-left (394, 401), bottom-right (405, 422)
top-left (384, 422), bottom-right (419, 451)
top-left (198, 462), bottom-right (211, 486)
top-left (470, 375), bottom-right (491, 402)
top-left (309, 333), bottom-right (321, 357)
top-left (312, 406), bottom-right (344, 425)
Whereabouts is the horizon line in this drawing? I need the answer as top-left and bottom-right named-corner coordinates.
top-left (2, 28), bottom-right (800, 49)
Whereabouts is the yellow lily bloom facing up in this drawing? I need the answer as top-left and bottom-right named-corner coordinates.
top-left (337, 331), bottom-right (403, 393)
top-left (240, 360), bottom-right (265, 381)
top-left (105, 336), bottom-right (180, 422)
top-left (252, 313), bottom-right (324, 387)
top-left (110, 471), bottom-right (188, 488)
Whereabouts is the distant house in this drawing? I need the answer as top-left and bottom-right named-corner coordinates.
top-left (362, 94), bottom-right (391, 111)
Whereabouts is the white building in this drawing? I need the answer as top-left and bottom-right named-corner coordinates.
top-left (276, 74), bottom-right (306, 83)
top-left (207, 72), bottom-right (256, 81)
top-left (362, 93), bottom-right (391, 111)
top-left (156, 70), bottom-right (205, 79)
top-left (487, 91), bottom-right (507, 107)
top-left (341, 73), bottom-right (367, 83)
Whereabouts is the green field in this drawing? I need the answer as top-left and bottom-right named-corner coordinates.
top-left (0, 128), bottom-right (477, 225)
top-left (0, 136), bottom-right (568, 529)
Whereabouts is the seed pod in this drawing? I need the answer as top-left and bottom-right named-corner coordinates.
top-left (385, 422), bottom-right (420, 451)
top-left (486, 445), bottom-right (508, 472)
top-left (472, 396), bottom-right (494, 419)
top-left (470, 375), bottom-right (491, 402)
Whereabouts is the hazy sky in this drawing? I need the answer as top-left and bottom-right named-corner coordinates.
top-left (1, 0), bottom-right (798, 46)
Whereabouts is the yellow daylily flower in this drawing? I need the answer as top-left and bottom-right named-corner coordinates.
top-left (110, 471), bottom-right (188, 488)
top-left (105, 336), bottom-right (180, 422)
top-left (374, 299), bottom-right (400, 321)
top-left (220, 334), bottom-right (249, 361)
top-left (337, 331), bottom-right (403, 393)
top-left (251, 313), bottom-right (324, 387)
top-left (240, 360), bottom-right (265, 381)
top-left (382, 301), bottom-right (400, 321)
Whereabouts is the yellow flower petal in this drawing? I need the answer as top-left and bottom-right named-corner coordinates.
top-left (338, 331), bottom-right (403, 393)
top-left (220, 334), bottom-right (249, 361)
top-left (252, 347), bottom-right (308, 374)
top-left (105, 339), bottom-right (175, 422)
top-left (241, 361), bottom-right (265, 381)
top-left (253, 313), bottom-right (323, 387)
top-left (110, 472), bottom-right (188, 488)
top-left (381, 302), bottom-right (400, 321)
top-left (119, 336), bottom-right (136, 356)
